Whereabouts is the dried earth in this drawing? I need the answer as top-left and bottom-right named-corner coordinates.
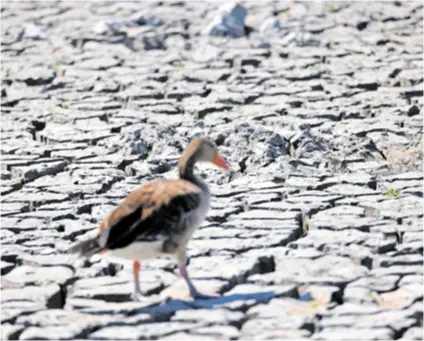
top-left (1, 1), bottom-right (423, 340)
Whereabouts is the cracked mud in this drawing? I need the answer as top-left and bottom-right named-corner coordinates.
top-left (1, 1), bottom-right (423, 340)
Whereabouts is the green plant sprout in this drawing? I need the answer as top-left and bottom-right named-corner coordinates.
top-left (384, 188), bottom-right (400, 197)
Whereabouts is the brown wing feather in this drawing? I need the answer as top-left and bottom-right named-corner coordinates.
top-left (98, 179), bottom-right (201, 233)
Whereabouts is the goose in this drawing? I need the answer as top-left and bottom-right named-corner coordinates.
top-left (67, 137), bottom-right (229, 300)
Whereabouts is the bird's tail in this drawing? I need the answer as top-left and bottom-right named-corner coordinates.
top-left (66, 237), bottom-right (102, 258)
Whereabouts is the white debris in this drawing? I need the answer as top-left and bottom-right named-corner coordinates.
top-left (23, 23), bottom-right (48, 40)
top-left (203, 2), bottom-right (248, 38)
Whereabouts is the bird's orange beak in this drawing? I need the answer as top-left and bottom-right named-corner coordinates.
top-left (213, 153), bottom-right (229, 169)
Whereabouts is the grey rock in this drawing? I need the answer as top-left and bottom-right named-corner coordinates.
top-left (4, 190), bottom-right (69, 206)
top-left (298, 285), bottom-right (341, 304)
top-left (290, 229), bottom-right (382, 253)
top-left (317, 315), bottom-right (357, 329)
top-left (92, 79), bottom-right (120, 93)
top-left (1, 229), bottom-right (18, 240)
top-left (383, 283), bottom-right (424, 308)
top-left (312, 327), bottom-right (395, 340)
top-left (249, 32), bottom-right (271, 49)
top-left (69, 272), bottom-right (170, 302)
top-left (18, 325), bottom-right (90, 340)
top-left (1, 261), bottom-right (15, 275)
top-left (92, 21), bottom-right (124, 36)
top-left (191, 325), bottom-right (240, 339)
top-left (372, 265), bottom-right (423, 277)
top-left (287, 191), bottom-right (343, 204)
top-left (184, 100), bottom-right (232, 119)
top-left (401, 327), bottom-right (424, 340)
top-left (15, 309), bottom-right (119, 327)
top-left (250, 256), bottom-right (368, 287)
top-left (246, 328), bottom-right (312, 340)
top-left (247, 297), bottom-right (316, 318)
top-left (354, 310), bottom-right (419, 333)
top-left (325, 184), bottom-right (377, 196)
top-left (171, 308), bottom-right (244, 327)
top-left (65, 296), bottom-right (162, 316)
top-left (13, 209), bottom-right (75, 222)
top-left (1, 202), bottom-right (30, 216)
top-left (128, 10), bottom-right (165, 27)
top-left (259, 18), bottom-right (283, 35)
top-left (76, 57), bottom-right (121, 71)
top-left (287, 248), bottom-right (324, 259)
top-left (15, 67), bottom-right (55, 86)
top-left (180, 254), bottom-right (274, 293)
top-left (382, 171), bottom-right (423, 182)
top-left (1, 323), bottom-right (25, 340)
top-left (191, 231), bottom-right (295, 254)
top-left (221, 219), bottom-right (298, 231)
top-left (226, 283), bottom-right (297, 301)
top-left (4, 265), bottom-right (74, 287)
top-left (230, 209), bottom-right (299, 221)
top-left (244, 192), bottom-right (282, 205)
top-left (309, 215), bottom-right (385, 233)
top-left (408, 300), bottom-right (423, 320)
top-left (321, 302), bottom-right (381, 317)
top-left (137, 34), bottom-right (166, 51)
top-left (398, 275), bottom-right (423, 286)
top-left (16, 253), bottom-right (82, 268)
top-left (378, 254), bottom-right (423, 267)
top-left (392, 242), bottom-right (423, 257)
top-left (92, 10), bottom-right (164, 38)
top-left (117, 84), bottom-right (164, 101)
top-left (1, 169), bottom-right (12, 180)
top-left (242, 298), bottom-right (316, 336)
top-left (89, 322), bottom-right (203, 340)
top-left (252, 198), bottom-right (327, 216)
top-left (23, 23), bottom-right (48, 41)
top-left (241, 318), bottom-right (313, 339)
top-left (204, 3), bottom-right (248, 38)
top-left (313, 204), bottom-right (365, 217)
top-left (2, 284), bottom-right (62, 310)
top-left (1, 307), bottom-right (37, 324)
top-left (343, 286), bottom-right (379, 305)
top-left (11, 160), bottom-right (68, 181)
top-left (290, 126), bottom-right (329, 159)
top-left (194, 225), bottom-right (241, 240)
top-left (158, 332), bottom-right (220, 340)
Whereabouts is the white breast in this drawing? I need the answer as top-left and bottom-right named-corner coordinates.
top-left (109, 240), bottom-right (164, 261)
top-left (191, 190), bottom-right (210, 227)
top-left (178, 190), bottom-right (210, 247)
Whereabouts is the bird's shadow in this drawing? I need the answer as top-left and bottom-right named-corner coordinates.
top-left (137, 291), bottom-right (277, 316)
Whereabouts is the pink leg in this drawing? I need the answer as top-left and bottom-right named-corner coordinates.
top-left (178, 254), bottom-right (219, 300)
top-left (179, 263), bottom-right (201, 297)
top-left (132, 260), bottom-right (143, 301)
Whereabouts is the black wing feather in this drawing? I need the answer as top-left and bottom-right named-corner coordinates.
top-left (102, 192), bottom-right (202, 250)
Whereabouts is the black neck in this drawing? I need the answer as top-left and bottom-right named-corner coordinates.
top-left (179, 164), bottom-right (195, 181)
top-left (179, 164), bottom-right (208, 193)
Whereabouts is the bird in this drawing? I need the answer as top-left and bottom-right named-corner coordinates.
top-left (67, 137), bottom-right (229, 301)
